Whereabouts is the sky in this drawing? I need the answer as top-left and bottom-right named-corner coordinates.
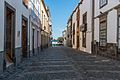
top-left (44, 0), bottom-right (80, 39)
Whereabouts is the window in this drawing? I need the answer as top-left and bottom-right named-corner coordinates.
top-left (73, 23), bottom-right (75, 45)
top-left (83, 12), bottom-right (87, 24)
top-left (44, 26), bottom-right (46, 30)
top-left (82, 12), bottom-right (87, 48)
top-left (73, 23), bottom-right (75, 35)
top-left (99, 0), bottom-right (108, 8)
top-left (82, 32), bottom-right (86, 47)
top-left (99, 15), bottom-right (107, 47)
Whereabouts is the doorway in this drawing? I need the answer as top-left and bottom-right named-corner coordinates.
top-left (32, 29), bottom-right (35, 55)
top-left (4, 2), bottom-right (15, 67)
top-left (22, 16), bottom-right (28, 58)
top-left (77, 36), bottom-right (80, 49)
top-left (37, 31), bottom-right (39, 53)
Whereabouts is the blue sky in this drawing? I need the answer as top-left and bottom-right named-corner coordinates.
top-left (44, 0), bottom-right (80, 39)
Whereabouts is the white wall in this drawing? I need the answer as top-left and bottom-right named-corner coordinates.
top-left (94, 0), bottom-right (120, 44)
top-left (72, 9), bottom-right (77, 49)
top-left (107, 10), bottom-right (117, 43)
top-left (79, 0), bottom-right (92, 53)
top-left (0, 0), bottom-right (4, 51)
top-left (95, 0), bottom-right (120, 17)
top-left (0, 0), bottom-right (29, 51)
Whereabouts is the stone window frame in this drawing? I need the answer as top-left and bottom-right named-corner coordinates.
top-left (99, 0), bottom-right (108, 9)
top-left (82, 12), bottom-right (87, 48)
top-left (99, 14), bottom-right (107, 47)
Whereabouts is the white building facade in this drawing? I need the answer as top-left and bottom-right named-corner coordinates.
top-left (0, 0), bottom-right (29, 73)
top-left (29, 0), bottom-right (41, 56)
top-left (79, 0), bottom-right (92, 53)
top-left (40, 0), bottom-right (51, 50)
top-left (94, 0), bottom-right (120, 57)
top-left (71, 6), bottom-right (80, 49)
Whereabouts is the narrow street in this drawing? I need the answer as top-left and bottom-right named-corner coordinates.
top-left (0, 47), bottom-right (120, 80)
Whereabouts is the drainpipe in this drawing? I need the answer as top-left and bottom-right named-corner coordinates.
top-left (92, 0), bottom-right (95, 53)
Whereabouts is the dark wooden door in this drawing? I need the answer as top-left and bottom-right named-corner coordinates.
top-left (77, 36), bottom-right (79, 49)
top-left (22, 19), bottom-right (27, 58)
top-left (32, 29), bottom-right (35, 54)
top-left (6, 7), bottom-right (15, 63)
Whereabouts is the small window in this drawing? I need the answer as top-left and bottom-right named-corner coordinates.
top-left (99, 0), bottom-right (108, 8)
top-left (44, 26), bottom-right (46, 30)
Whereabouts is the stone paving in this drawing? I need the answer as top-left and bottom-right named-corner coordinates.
top-left (1, 47), bottom-right (120, 80)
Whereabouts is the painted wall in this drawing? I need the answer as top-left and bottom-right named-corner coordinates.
top-left (72, 9), bottom-right (77, 49)
top-left (0, 0), bottom-right (29, 50)
top-left (0, 0), bottom-right (29, 72)
top-left (79, 0), bottom-right (92, 53)
top-left (0, 0), bottom-right (4, 52)
top-left (29, 0), bottom-right (41, 51)
top-left (94, 0), bottom-right (120, 43)
top-left (40, 0), bottom-right (49, 32)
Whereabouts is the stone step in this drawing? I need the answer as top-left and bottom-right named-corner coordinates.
top-left (29, 61), bottom-right (70, 66)
top-left (17, 71), bottom-right (78, 80)
top-left (84, 77), bottom-right (115, 80)
top-left (29, 64), bottom-right (72, 67)
top-left (25, 66), bottom-right (74, 72)
top-left (85, 70), bottom-right (120, 79)
top-left (78, 65), bottom-right (120, 71)
top-left (74, 60), bottom-right (118, 66)
top-left (53, 78), bottom-right (77, 80)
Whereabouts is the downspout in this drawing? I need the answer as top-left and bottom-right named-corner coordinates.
top-left (92, 0), bottom-right (95, 53)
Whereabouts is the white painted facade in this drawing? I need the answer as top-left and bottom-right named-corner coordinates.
top-left (0, 0), bottom-right (29, 51)
top-left (94, 0), bottom-right (120, 44)
top-left (72, 9), bottom-right (77, 49)
top-left (40, 0), bottom-right (51, 49)
top-left (29, 0), bottom-right (41, 55)
top-left (0, 0), bottom-right (29, 73)
top-left (79, 0), bottom-right (92, 53)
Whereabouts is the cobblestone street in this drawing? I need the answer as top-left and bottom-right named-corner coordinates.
top-left (1, 47), bottom-right (120, 80)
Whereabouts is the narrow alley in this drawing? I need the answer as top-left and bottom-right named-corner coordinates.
top-left (1, 47), bottom-right (120, 80)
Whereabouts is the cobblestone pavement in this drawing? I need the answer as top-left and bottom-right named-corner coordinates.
top-left (1, 47), bottom-right (120, 80)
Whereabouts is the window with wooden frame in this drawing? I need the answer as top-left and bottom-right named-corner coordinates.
top-left (73, 23), bottom-right (75, 45)
top-left (73, 23), bottom-right (75, 35)
top-left (82, 12), bottom-right (87, 48)
top-left (99, 15), bottom-right (107, 47)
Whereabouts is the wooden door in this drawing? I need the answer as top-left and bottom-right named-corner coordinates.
top-left (5, 7), bottom-right (15, 63)
top-left (22, 18), bottom-right (27, 58)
